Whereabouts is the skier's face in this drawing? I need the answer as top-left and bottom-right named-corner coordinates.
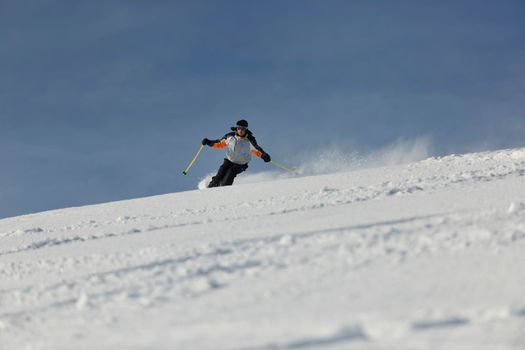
top-left (236, 127), bottom-right (247, 137)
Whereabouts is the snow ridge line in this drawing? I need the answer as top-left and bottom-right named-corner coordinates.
top-left (239, 325), bottom-right (367, 350)
top-left (0, 222), bottom-right (204, 256)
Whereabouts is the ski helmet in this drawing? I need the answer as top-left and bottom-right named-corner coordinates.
top-left (231, 119), bottom-right (249, 131)
top-left (235, 119), bottom-right (248, 128)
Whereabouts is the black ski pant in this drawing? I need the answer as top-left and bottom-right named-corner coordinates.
top-left (208, 159), bottom-right (248, 187)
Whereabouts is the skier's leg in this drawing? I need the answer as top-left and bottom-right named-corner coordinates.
top-left (219, 163), bottom-right (248, 186)
top-left (209, 159), bottom-right (233, 187)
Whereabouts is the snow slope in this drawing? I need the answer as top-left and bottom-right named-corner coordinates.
top-left (1, 148), bottom-right (525, 350)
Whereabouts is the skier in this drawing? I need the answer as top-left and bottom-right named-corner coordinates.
top-left (201, 119), bottom-right (271, 187)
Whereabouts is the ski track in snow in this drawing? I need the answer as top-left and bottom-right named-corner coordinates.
top-left (1, 148), bottom-right (525, 349)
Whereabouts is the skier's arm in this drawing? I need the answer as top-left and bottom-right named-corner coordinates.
top-left (248, 135), bottom-right (271, 162)
top-left (247, 134), bottom-right (264, 153)
top-left (250, 148), bottom-right (270, 162)
top-left (211, 132), bottom-right (236, 148)
top-left (202, 134), bottom-right (231, 148)
top-left (250, 149), bottom-right (263, 157)
top-left (211, 139), bottom-right (228, 149)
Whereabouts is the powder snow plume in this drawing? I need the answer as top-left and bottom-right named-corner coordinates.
top-left (232, 136), bottom-right (433, 186)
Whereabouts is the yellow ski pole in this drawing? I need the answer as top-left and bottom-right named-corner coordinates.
top-left (270, 160), bottom-right (296, 173)
top-left (183, 145), bottom-right (205, 175)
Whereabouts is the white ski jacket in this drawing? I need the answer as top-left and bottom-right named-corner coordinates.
top-left (210, 131), bottom-right (265, 165)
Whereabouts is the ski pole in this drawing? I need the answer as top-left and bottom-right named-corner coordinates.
top-left (270, 160), bottom-right (296, 173)
top-left (183, 145), bottom-right (205, 175)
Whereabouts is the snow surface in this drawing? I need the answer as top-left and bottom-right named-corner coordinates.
top-left (1, 148), bottom-right (525, 349)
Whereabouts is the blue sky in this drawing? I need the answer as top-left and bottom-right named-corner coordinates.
top-left (1, 0), bottom-right (524, 218)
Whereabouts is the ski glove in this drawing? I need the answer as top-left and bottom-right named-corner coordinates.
top-left (202, 138), bottom-right (214, 146)
top-left (262, 152), bottom-right (271, 163)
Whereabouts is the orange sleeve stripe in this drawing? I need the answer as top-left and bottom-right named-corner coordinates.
top-left (212, 139), bottom-right (228, 149)
top-left (250, 149), bottom-right (263, 157)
